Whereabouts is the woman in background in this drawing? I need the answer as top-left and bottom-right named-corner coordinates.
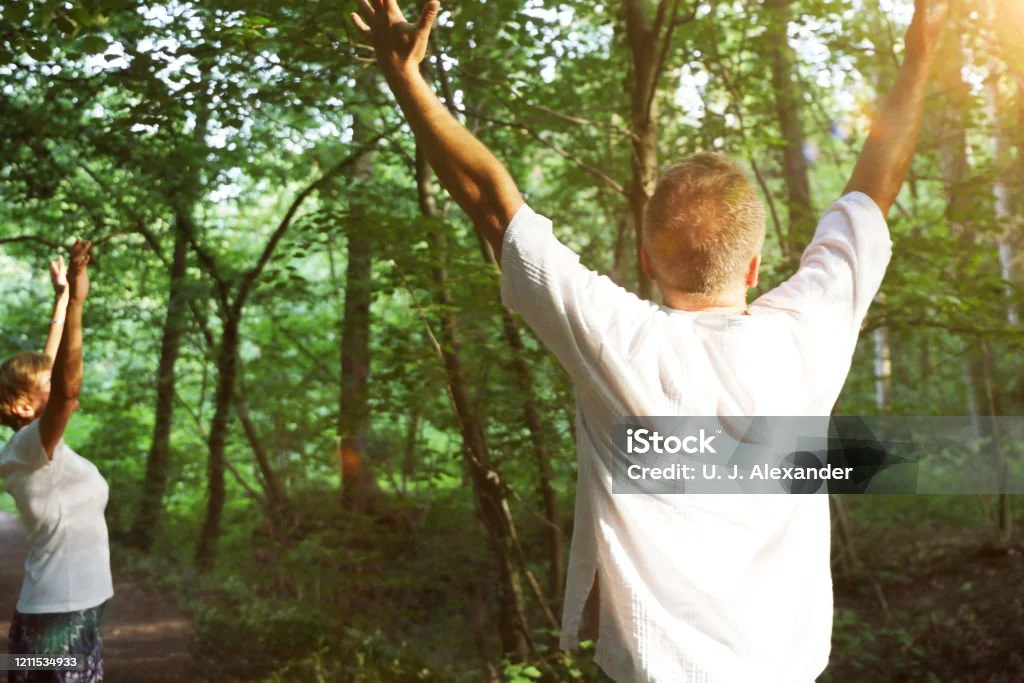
top-left (0, 240), bottom-right (112, 683)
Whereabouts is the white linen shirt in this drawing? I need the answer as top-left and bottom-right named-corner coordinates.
top-left (498, 192), bottom-right (892, 683)
top-left (0, 419), bottom-right (114, 613)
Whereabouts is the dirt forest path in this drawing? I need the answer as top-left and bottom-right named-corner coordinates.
top-left (0, 512), bottom-right (193, 682)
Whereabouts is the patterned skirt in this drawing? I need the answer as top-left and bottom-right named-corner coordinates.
top-left (6, 602), bottom-right (105, 683)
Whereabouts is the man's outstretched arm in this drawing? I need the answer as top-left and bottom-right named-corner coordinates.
top-left (353, 0), bottom-right (523, 262)
top-left (844, 0), bottom-right (949, 215)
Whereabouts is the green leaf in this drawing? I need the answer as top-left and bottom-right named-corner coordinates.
top-left (53, 14), bottom-right (77, 34)
top-left (27, 40), bottom-right (52, 61)
top-left (5, 3), bottom-right (29, 23)
top-left (80, 35), bottom-right (109, 54)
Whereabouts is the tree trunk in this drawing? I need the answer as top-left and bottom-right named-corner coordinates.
top-left (872, 323), bottom-right (892, 414)
top-left (829, 496), bottom-right (860, 574)
top-left (987, 76), bottom-right (1018, 539)
top-left (938, 29), bottom-right (1010, 540)
top-left (765, 0), bottom-right (815, 260)
top-left (868, 28), bottom-right (901, 419)
top-left (1019, 73), bottom-right (1024, 194)
top-left (938, 32), bottom-right (990, 421)
top-left (130, 213), bottom-right (190, 551)
top-left (469, 580), bottom-right (502, 683)
top-left (234, 394), bottom-right (288, 513)
top-left (610, 208), bottom-right (632, 286)
top-left (989, 77), bottom-right (1022, 326)
top-left (624, 0), bottom-right (665, 300)
top-left (416, 148), bottom-right (531, 660)
top-left (401, 412), bottom-right (421, 496)
top-left (445, 56), bottom-right (565, 602)
top-left (502, 309), bottom-right (564, 602)
top-left (339, 116), bottom-right (381, 512)
top-left (195, 310), bottom-right (241, 570)
top-left (186, 116), bottom-right (366, 567)
top-left (476, 233), bottom-right (565, 604)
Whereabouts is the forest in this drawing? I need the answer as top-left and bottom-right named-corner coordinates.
top-left (1, 0), bottom-right (1023, 681)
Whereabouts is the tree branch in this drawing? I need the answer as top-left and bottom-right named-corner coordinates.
top-left (0, 227), bottom-right (138, 251)
top-left (861, 315), bottom-right (1024, 339)
top-left (651, 0), bottom-right (671, 39)
top-left (749, 155), bottom-right (785, 251)
top-left (233, 123), bottom-right (401, 313)
top-left (174, 391), bottom-right (265, 502)
top-left (263, 308), bottom-right (339, 380)
top-left (452, 67), bottom-right (638, 141)
top-left (458, 107), bottom-right (628, 197)
top-left (645, 0), bottom-right (702, 121)
top-left (0, 235), bottom-right (64, 249)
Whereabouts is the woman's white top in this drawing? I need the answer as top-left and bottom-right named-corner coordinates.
top-left (0, 419), bottom-right (114, 613)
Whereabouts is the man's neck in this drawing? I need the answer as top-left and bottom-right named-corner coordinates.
top-left (659, 288), bottom-right (748, 314)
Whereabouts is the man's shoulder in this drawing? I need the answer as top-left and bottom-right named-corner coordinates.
top-left (818, 192), bottom-right (891, 243)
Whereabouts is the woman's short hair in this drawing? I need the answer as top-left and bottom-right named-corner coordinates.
top-left (643, 152), bottom-right (766, 295)
top-left (0, 352), bottom-right (50, 429)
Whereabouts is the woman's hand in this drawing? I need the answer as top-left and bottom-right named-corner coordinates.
top-left (67, 240), bottom-right (93, 303)
top-left (50, 255), bottom-right (68, 297)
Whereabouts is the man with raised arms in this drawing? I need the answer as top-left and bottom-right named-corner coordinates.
top-left (352, 1), bottom-right (948, 680)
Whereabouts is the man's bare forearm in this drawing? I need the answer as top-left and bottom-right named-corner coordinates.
top-left (42, 291), bottom-right (69, 366)
top-left (845, 0), bottom-right (948, 214)
top-left (387, 68), bottom-right (523, 261)
top-left (352, 1), bottom-right (522, 259)
top-left (844, 51), bottom-right (935, 216)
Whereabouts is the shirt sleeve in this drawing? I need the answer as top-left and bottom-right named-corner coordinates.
top-left (6, 420), bottom-right (54, 472)
top-left (499, 204), bottom-right (657, 385)
top-left (753, 191), bottom-right (892, 326)
top-left (751, 192), bottom-right (892, 397)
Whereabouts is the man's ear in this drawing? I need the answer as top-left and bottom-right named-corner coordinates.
top-left (745, 253), bottom-right (761, 289)
top-left (641, 246), bottom-right (654, 280)
top-left (13, 401), bottom-right (34, 420)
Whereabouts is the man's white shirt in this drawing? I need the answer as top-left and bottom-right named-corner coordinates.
top-left (499, 192), bottom-right (892, 683)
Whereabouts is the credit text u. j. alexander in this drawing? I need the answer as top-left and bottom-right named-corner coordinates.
top-left (623, 428), bottom-right (854, 481)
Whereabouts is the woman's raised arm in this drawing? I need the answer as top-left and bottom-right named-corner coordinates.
top-left (39, 240), bottom-right (92, 459)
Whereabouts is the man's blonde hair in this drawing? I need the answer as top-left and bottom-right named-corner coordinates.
top-left (643, 152), bottom-right (766, 295)
top-left (0, 352), bottom-right (50, 429)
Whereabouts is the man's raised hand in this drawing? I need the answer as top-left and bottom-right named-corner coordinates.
top-left (349, 0), bottom-right (522, 256)
top-left (905, 0), bottom-right (950, 59)
top-left (351, 0), bottom-right (441, 81)
top-left (842, 0), bottom-right (949, 215)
